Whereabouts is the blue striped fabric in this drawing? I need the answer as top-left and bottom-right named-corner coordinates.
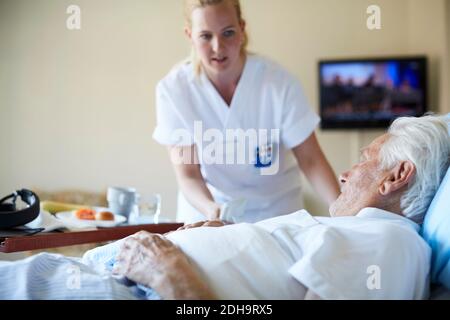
top-left (0, 240), bottom-right (160, 300)
top-left (82, 239), bottom-right (161, 300)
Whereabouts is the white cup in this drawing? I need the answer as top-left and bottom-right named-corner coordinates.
top-left (107, 187), bottom-right (139, 219)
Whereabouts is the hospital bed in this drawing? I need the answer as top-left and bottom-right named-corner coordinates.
top-left (2, 163), bottom-right (449, 300)
top-left (1, 120), bottom-right (450, 300)
top-left (422, 163), bottom-right (450, 299)
top-left (1, 165), bottom-right (450, 300)
top-left (421, 113), bottom-right (450, 299)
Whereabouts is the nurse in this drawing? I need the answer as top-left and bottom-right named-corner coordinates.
top-left (153, 0), bottom-right (340, 223)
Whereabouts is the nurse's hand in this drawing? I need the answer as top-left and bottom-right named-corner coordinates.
top-left (113, 231), bottom-right (215, 299)
top-left (177, 220), bottom-right (226, 231)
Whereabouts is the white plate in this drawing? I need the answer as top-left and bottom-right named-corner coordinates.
top-left (55, 207), bottom-right (127, 228)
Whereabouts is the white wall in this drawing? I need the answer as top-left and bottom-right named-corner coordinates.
top-left (0, 0), bottom-right (448, 220)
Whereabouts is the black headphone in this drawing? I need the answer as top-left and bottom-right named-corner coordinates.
top-left (0, 189), bottom-right (40, 229)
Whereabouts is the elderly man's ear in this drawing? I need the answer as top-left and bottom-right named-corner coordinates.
top-left (379, 161), bottom-right (416, 196)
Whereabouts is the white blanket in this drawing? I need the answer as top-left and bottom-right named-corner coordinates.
top-left (0, 208), bottom-right (431, 300)
top-left (257, 208), bottom-right (431, 299)
top-left (0, 253), bottom-right (139, 300)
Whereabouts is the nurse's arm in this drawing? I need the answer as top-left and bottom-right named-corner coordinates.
top-left (168, 145), bottom-right (221, 220)
top-left (177, 220), bottom-right (226, 230)
top-left (292, 133), bottom-right (340, 206)
top-left (164, 220), bottom-right (226, 236)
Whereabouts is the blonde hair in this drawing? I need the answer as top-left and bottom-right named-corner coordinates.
top-left (184, 0), bottom-right (249, 75)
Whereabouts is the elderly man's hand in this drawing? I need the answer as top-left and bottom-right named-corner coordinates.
top-left (113, 231), bottom-right (216, 300)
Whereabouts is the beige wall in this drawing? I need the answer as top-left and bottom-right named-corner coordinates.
top-left (447, 0), bottom-right (450, 110)
top-left (0, 0), bottom-right (449, 220)
top-left (407, 0), bottom-right (449, 114)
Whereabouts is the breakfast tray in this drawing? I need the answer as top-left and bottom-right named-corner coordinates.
top-left (0, 223), bottom-right (182, 253)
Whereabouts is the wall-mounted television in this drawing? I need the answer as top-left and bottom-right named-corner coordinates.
top-left (319, 56), bottom-right (428, 129)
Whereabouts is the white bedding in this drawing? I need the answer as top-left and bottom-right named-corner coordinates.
top-left (0, 252), bottom-right (140, 300)
top-left (0, 208), bottom-right (431, 300)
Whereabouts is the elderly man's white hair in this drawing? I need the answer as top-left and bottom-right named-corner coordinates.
top-left (378, 114), bottom-right (450, 223)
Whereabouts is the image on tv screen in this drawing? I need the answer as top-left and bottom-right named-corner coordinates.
top-left (319, 57), bottom-right (427, 129)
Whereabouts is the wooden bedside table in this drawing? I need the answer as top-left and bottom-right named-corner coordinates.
top-left (0, 223), bottom-right (183, 253)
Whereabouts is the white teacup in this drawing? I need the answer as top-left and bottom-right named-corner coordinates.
top-left (107, 187), bottom-right (138, 219)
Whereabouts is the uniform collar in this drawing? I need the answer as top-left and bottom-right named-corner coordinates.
top-left (356, 207), bottom-right (420, 232)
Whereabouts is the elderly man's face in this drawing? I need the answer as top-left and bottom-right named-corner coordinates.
top-left (330, 134), bottom-right (390, 217)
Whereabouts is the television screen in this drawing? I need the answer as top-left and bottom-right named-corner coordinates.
top-left (319, 57), bottom-right (428, 129)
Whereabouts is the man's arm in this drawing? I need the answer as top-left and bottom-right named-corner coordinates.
top-left (113, 231), bottom-right (217, 300)
top-left (304, 289), bottom-right (323, 300)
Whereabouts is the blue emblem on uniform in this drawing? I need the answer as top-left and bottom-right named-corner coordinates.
top-left (255, 143), bottom-right (273, 168)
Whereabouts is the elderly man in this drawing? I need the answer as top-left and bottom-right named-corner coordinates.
top-left (111, 114), bottom-right (449, 300)
top-left (0, 115), bottom-right (449, 300)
